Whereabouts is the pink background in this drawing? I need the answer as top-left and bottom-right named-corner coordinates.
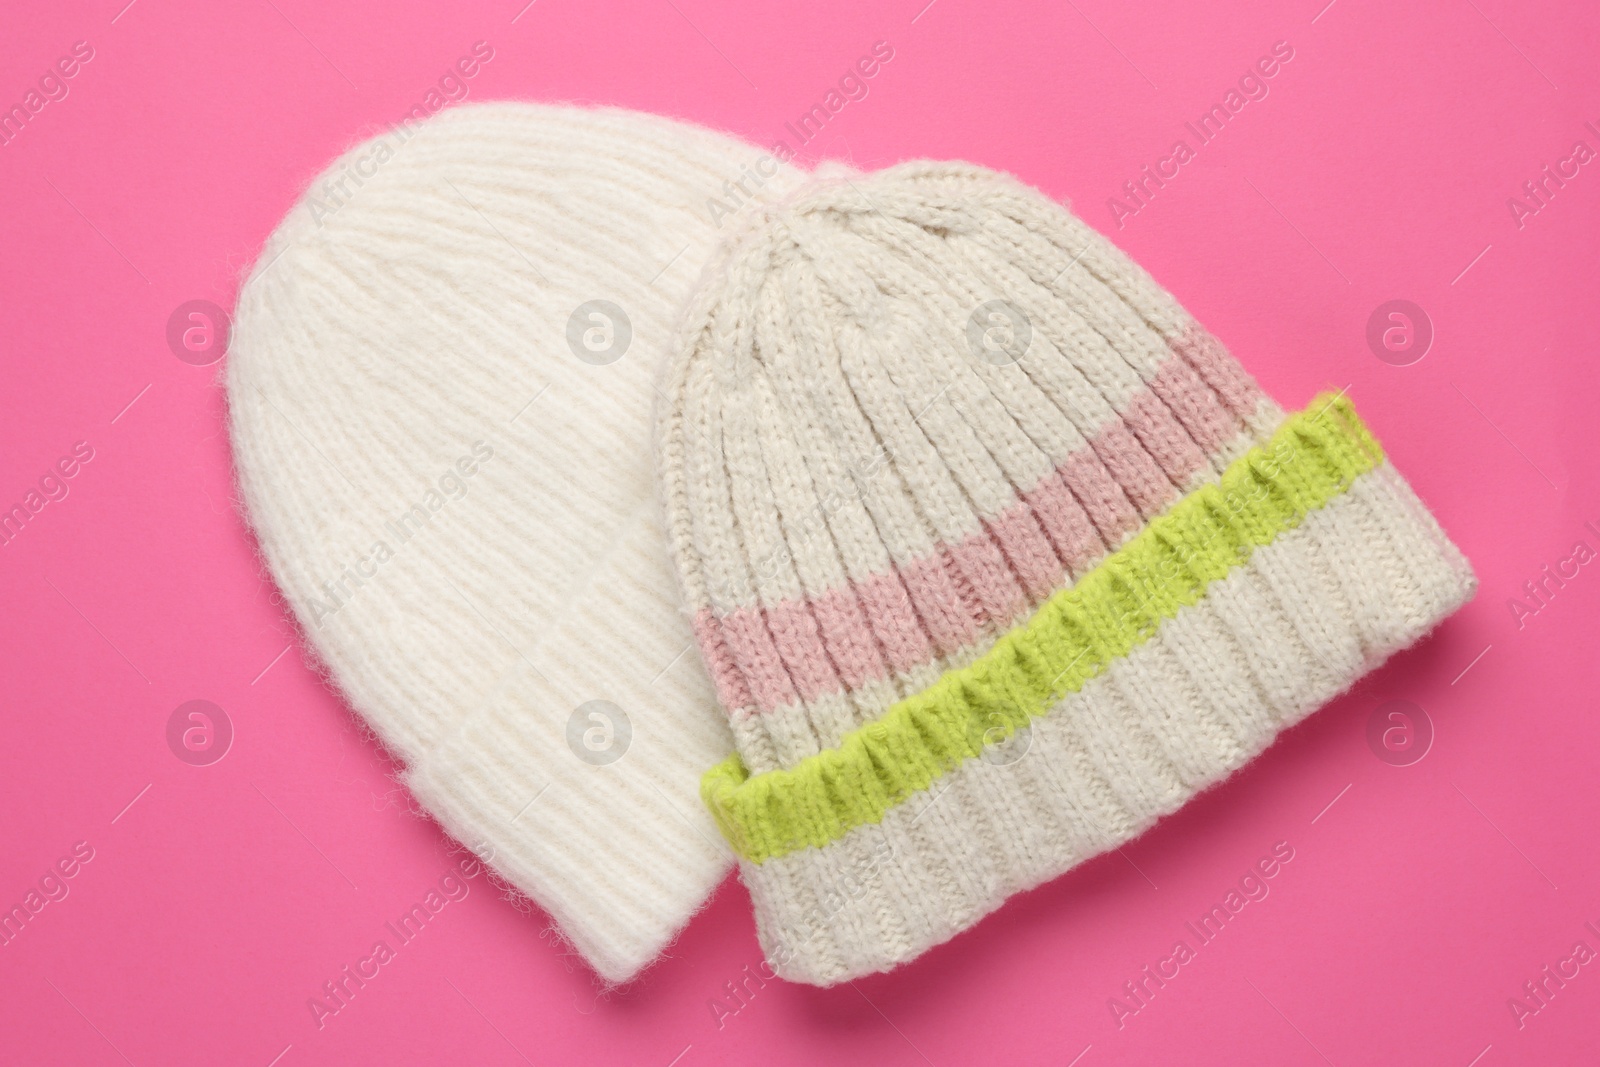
top-left (3, 0), bottom-right (1598, 1063)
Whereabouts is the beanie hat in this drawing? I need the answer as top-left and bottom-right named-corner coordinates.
top-left (229, 102), bottom-right (800, 983)
top-left (659, 160), bottom-right (1477, 984)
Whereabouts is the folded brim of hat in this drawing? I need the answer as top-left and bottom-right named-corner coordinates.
top-left (702, 392), bottom-right (1475, 985)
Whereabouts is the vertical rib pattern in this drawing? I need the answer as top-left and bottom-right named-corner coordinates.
top-left (657, 160), bottom-right (1476, 985)
top-left (229, 103), bottom-right (801, 984)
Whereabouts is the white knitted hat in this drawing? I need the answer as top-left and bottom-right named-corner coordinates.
top-left (228, 102), bottom-right (799, 983)
top-left (660, 160), bottom-right (1477, 984)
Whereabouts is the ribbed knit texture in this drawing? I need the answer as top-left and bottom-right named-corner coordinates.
top-left (228, 102), bottom-right (800, 984)
top-left (657, 160), bottom-right (1477, 984)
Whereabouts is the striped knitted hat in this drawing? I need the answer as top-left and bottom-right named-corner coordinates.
top-left (230, 102), bottom-right (801, 983)
top-left (658, 160), bottom-right (1477, 984)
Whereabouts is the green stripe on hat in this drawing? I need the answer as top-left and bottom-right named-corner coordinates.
top-left (703, 392), bottom-right (1384, 863)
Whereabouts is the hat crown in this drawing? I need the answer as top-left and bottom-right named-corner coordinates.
top-left (660, 161), bottom-right (1279, 775)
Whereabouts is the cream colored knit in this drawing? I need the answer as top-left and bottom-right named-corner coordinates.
top-left (659, 160), bottom-right (1477, 984)
top-left (228, 102), bottom-right (800, 984)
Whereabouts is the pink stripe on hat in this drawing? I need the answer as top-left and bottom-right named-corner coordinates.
top-left (688, 357), bottom-right (1242, 715)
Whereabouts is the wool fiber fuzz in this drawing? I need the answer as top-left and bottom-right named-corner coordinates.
top-left (229, 102), bottom-right (798, 984)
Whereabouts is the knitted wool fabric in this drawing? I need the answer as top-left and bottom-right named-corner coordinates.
top-left (658, 160), bottom-right (1477, 985)
top-left (229, 102), bottom-right (799, 984)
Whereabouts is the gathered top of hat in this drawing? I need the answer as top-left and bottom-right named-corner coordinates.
top-left (658, 159), bottom-right (1475, 984)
